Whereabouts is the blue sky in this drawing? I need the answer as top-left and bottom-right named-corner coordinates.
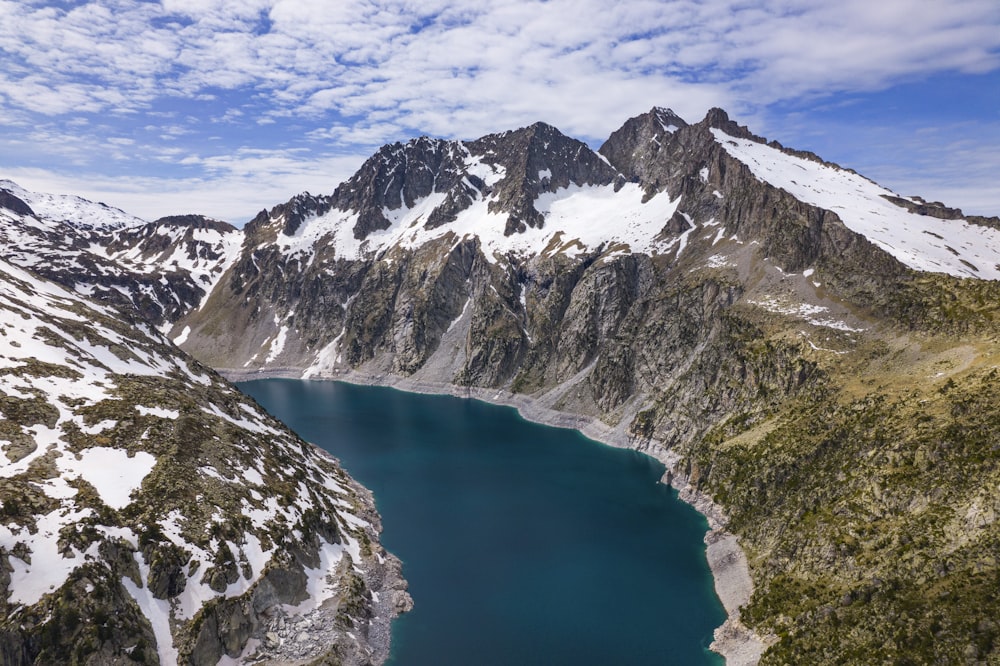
top-left (0, 0), bottom-right (998, 224)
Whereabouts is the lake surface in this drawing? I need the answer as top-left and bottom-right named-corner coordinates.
top-left (239, 379), bottom-right (725, 666)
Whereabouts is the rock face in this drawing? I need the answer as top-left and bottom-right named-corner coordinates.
top-left (0, 255), bottom-right (408, 664)
top-left (5, 105), bottom-right (1000, 664)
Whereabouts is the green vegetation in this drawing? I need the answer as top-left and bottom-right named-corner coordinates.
top-left (690, 346), bottom-right (1000, 664)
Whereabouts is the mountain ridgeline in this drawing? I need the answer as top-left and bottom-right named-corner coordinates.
top-left (3, 107), bottom-right (1000, 664)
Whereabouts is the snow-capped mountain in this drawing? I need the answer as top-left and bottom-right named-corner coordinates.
top-left (0, 184), bottom-right (243, 330)
top-left (0, 179), bottom-right (146, 230)
top-left (175, 107), bottom-right (1000, 383)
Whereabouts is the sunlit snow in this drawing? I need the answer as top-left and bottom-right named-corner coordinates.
top-left (283, 182), bottom-right (681, 266)
top-left (712, 129), bottom-right (1000, 280)
top-left (0, 179), bottom-right (146, 229)
top-left (59, 448), bottom-right (156, 509)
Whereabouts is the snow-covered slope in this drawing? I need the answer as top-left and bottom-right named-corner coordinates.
top-left (0, 258), bottom-right (405, 664)
top-left (95, 215), bottom-right (245, 315)
top-left (711, 129), bottom-right (1000, 280)
top-left (0, 195), bottom-right (243, 330)
top-left (0, 179), bottom-right (146, 229)
top-left (276, 181), bottom-right (682, 265)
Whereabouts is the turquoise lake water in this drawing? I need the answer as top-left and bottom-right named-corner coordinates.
top-left (239, 379), bottom-right (725, 666)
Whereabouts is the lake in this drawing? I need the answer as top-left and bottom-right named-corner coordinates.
top-left (238, 379), bottom-right (725, 666)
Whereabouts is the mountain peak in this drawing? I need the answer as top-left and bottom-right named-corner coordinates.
top-left (524, 120), bottom-right (565, 137)
top-left (700, 107), bottom-right (756, 140)
top-left (651, 106), bottom-right (688, 131)
top-left (0, 187), bottom-right (35, 217)
top-left (330, 135), bottom-right (469, 239)
top-left (598, 106), bottom-right (691, 185)
top-left (468, 121), bottom-right (619, 235)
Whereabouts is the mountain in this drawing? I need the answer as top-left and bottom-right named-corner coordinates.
top-left (0, 210), bottom-right (408, 659)
top-left (0, 179), bottom-right (146, 230)
top-left (4, 105), bottom-right (1000, 664)
top-left (0, 185), bottom-right (242, 331)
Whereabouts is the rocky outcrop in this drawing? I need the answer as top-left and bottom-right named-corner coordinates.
top-left (246, 192), bottom-right (333, 239)
top-left (0, 189), bottom-right (35, 217)
top-left (883, 193), bottom-right (1000, 230)
top-left (330, 137), bottom-right (469, 239)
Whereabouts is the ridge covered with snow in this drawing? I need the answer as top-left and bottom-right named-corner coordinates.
top-left (0, 256), bottom-right (397, 663)
top-left (0, 179), bottom-right (147, 230)
top-left (276, 180), bottom-right (683, 265)
top-left (0, 198), bottom-right (243, 331)
top-left (711, 129), bottom-right (1000, 280)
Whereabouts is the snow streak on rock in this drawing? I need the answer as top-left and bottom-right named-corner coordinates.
top-left (278, 180), bottom-right (681, 265)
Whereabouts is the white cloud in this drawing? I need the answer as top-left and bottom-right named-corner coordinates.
top-left (0, 0), bottom-right (998, 217)
top-left (1, 1), bottom-right (996, 137)
top-left (2, 149), bottom-right (366, 225)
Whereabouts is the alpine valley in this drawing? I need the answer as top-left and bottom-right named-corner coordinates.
top-left (3, 106), bottom-right (1000, 665)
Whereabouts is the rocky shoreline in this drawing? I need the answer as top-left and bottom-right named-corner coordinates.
top-left (223, 430), bottom-right (414, 666)
top-left (222, 366), bottom-right (769, 665)
top-left (237, 542), bottom-right (411, 666)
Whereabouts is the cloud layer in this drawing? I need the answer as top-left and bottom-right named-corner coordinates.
top-left (0, 0), bottom-right (998, 220)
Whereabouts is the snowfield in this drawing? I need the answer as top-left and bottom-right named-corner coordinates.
top-left (713, 129), bottom-right (1000, 281)
top-left (278, 180), bottom-right (682, 266)
top-left (0, 179), bottom-right (146, 229)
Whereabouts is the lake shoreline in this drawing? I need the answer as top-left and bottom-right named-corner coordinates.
top-left (223, 365), bottom-right (769, 665)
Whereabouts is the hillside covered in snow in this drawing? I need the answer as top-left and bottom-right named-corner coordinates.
top-left (0, 255), bottom-right (408, 664)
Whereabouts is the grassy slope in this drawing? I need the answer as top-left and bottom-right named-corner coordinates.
top-left (689, 276), bottom-right (1000, 664)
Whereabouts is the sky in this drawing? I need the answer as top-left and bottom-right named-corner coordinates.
top-left (0, 0), bottom-right (998, 224)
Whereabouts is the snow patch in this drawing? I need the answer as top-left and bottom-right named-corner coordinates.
top-left (265, 324), bottom-right (290, 364)
top-left (750, 296), bottom-right (864, 332)
top-left (3, 508), bottom-right (97, 605)
top-left (122, 553), bottom-right (178, 666)
top-left (136, 405), bottom-right (179, 419)
top-left (58, 447), bottom-right (157, 510)
top-left (173, 325), bottom-right (191, 345)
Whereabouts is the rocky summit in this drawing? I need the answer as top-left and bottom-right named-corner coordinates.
top-left (3, 105), bottom-right (1000, 664)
